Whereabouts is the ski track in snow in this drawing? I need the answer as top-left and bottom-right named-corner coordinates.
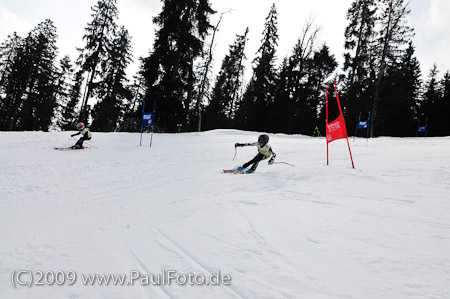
top-left (1, 130), bottom-right (450, 299)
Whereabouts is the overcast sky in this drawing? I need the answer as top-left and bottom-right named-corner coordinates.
top-left (1, 0), bottom-right (449, 82)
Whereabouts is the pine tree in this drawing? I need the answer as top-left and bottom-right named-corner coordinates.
top-left (0, 33), bottom-right (22, 90)
top-left (1, 20), bottom-right (59, 131)
top-left (304, 44), bottom-right (338, 135)
top-left (375, 42), bottom-right (421, 136)
top-left (25, 20), bottom-right (59, 131)
top-left (236, 3), bottom-right (278, 132)
top-left (370, 0), bottom-right (414, 137)
top-left (436, 71), bottom-right (450, 136)
top-left (272, 58), bottom-right (294, 133)
top-left (342, 0), bottom-right (377, 130)
top-left (419, 65), bottom-right (443, 136)
top-left (90, 26), bottom-right (133, 131)
top-left (0, 33), bottom-right (23, 129)
top-left (54, 55), bottom-right (75, 129)
top-left (60, 70), bottom-right (83, 130)
top-left (343, 0), bottom-right (377, 86)
top-left (271, 18), bottom-right (321, 134)
top-left (427, 68), bottom-right (450, 136)
top-left (141, 0), bottom-right (215, 132)
top-left (77, 0), bottom-right (119, 123)
top-left (191, 11), bottom-right (230, 132)
top-left (0, 36), bottom-right (29, 130)
top-left (121, 71), bottom-right (146, 132)
top-left (204, 28), bottom-right (248, 130)
top-left (420, 66), bottom-right (439, 117)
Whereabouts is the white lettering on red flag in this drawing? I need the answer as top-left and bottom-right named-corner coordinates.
top-left (326, 115), bottom-right (347, 143)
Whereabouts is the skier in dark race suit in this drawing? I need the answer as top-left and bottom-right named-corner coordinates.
top-left (234, 134), bottom-right (276, 173)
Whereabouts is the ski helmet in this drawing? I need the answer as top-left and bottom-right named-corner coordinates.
top-left (76, 122), bottom-right (85, 130)
top-left (258, 134), bottom-right (269, 146)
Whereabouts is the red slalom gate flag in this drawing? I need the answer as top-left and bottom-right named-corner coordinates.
top-left (326, 83), bottom-right (355, 168)
top-left (326, 114), bottom-right (347, 143)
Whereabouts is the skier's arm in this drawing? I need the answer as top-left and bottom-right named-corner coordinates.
top-left (235, 142), bottom-right (257, 147)
top-left (269, 147), bottom-right (276, 158)
top-left (71, 132), bottom-right (81, 137)
top-left (268, 147), bottom-right (276, 165)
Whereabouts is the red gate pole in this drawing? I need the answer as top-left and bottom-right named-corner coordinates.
top-left (326, 87), bottom-right (329, 165)
top-left (333, 82), bottom-right (355, 169)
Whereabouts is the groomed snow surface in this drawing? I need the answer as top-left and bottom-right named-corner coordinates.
top-left (1, 130), bottom-right (449, 299)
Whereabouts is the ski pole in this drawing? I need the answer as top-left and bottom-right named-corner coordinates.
top-left (85, 141), bottom-right (98, 149)
top-left (232, 146), bottom-right (237, 161)
top-left (274, 161), bottom-right (295, 167)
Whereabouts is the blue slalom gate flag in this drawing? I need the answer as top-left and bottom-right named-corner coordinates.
top-left (142, 112), bottom-right (155, 125)
top-left (417, 126), bottom-right (426, 132)
top-left (416, 118), bottom-right (428, 137)
top-left (140, 100), bottom-right (156, 146)
top-left (357, 120), bottom-right (369, 129)
top-left (354, 111), bottom-right (371, 141)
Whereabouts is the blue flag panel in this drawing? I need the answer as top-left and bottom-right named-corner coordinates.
top-left (357, 120), bottom-right (368, 129)
top-left (142, 112), bottom-right (155, 125)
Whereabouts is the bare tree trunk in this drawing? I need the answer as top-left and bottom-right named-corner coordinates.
top-left (296, 18), bottom-right (321, 77)
top-left (11, 61), bottom-right (36, 130)
top-left (229, 27), bottom-right (248, 126)
top-left (195, 11), bottom-right (229, 132)
top-left (370, 1), bottom-right (406, 137)
top-left (349, 2), bottom-right (368, 86)
top-left (79, 66), bottom-right (98, 123)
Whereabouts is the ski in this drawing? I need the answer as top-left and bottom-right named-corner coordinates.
top-left (223, 169), bottom-right (253, 174)
top-left (223, 169), bottom-right (235, 173)
top-left (54, 147), bottom-right (90, 151)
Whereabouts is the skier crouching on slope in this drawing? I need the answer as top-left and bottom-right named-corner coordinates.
top-left (235, 134), bottom-right (276, 173)
top-left (71, 122), bottom-right (92, 149)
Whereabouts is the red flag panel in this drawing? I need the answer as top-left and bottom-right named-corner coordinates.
top-left (326, 115), bottom-right (346, 143)
top-left (325, 83), bottom-right (355, 168)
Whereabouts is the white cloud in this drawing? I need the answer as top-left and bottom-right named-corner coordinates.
top-left (1, 0), bottom-right (449, 81)
top-left (0, 6), bottom-right (32, 39)
top-left (409, 0), bottom-right (450, 74)
top-left (208, 0), bottom-right (353, 82)
top-left (116, 0), bottom-right (160, 63)
top-left (427, 0), bottom-right (450, 30)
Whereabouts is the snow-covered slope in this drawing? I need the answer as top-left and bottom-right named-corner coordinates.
top-left (1, 130), bottom-right (449, 299)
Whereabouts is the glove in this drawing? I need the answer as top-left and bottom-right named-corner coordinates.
top-left (235, 143), bottom-right (243, 147)
top-left (71, 134), bottom-right (75, 137)
top-left (268, 157), bottom-right (274, 165)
